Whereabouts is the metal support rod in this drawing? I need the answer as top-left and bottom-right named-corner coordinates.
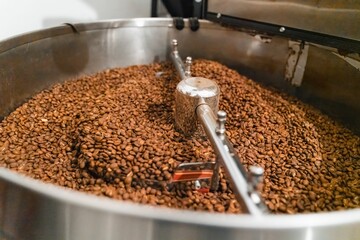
top-left (196, 104), bottom-right (266, 215)
top-left (170, 39), bottom-right (186, 80)
top-left (210, 156), bottom-right (220, 191)
top-left (184, 57), bottom-right (192, 78)
top-left (151, 0), bottom-right (158, 17)
top-left (193, 0), bottom-right (204, 18)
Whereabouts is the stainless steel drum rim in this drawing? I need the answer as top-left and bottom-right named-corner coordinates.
top-left (0, 18), bottom-right (221, 54)
top-left (1, 167), bottom-right (359, 229)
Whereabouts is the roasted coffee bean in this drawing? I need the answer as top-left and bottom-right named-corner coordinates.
top-left (0, 60), bottom-right (359, 214)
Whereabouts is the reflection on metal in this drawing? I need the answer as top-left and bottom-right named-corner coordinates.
top-left (333, 53), bottom-right (360, 71)
top-left (207, 0), bottom-right (360, 41)
top-left (279, 27), bottom-right (286, 33)
top-left (254, 35), bottom-right (272, 43)
top-left (184, 56), bottom-right (192, 78)
top-left (285, 41), bottom-right (309, 86)
top-left (305, 227), bottom-right (313, 240)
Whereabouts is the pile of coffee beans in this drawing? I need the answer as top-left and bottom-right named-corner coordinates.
top-left (0, 60), bottom-right (359, 214)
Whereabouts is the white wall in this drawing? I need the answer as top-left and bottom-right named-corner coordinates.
top-left (0, 0), bottom-right (151, 40)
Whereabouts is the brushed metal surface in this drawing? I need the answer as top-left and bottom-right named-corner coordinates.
top-left (207, 0), bottom-right (360, 41)
top-left (0, 18), bottom-right (359, 240)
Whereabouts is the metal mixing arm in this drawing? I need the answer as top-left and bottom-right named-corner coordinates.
top-left (170, 39), bottom-right (268, 215)
top-left (197, 104), bottom-right (268, 215)
top-left (170, 39), bottom-right (184, 79)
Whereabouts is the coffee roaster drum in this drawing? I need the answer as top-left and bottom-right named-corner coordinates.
top-left (0, 18), bottom-right (359, 240)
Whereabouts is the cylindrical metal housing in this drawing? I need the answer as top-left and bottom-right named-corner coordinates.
top-left (175, 77), bottom-right (220, 136)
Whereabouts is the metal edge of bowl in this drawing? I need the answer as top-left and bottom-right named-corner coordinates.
top-left (0, 18), bottom-right (223, 54)
top-left (1, 167), bottom-right (359, 230)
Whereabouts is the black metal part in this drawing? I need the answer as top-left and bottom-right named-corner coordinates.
top-left (156, 0), bottom-right (205, 18)
top-left (206, 12), bottom-right (360, 53)
top-left (173, 17), bottom-right (185, 30)
top-left (151, 0), bottom-right (158, 17)
top-left (193, 0), bottom-right (204, 18)
top-left (162, 0), bottom-right (194, 18)
top-left (189, 18), bottom-right (200, 31)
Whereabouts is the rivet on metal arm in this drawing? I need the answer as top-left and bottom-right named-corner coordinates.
top-left (216, 110), bottom-right (226, 137)
top-left (248, 166), bottom-right (265, 205)
top-left (171, 39), bottom-right (178, 53)
top-left (185, 57), bottom-right (192, 78)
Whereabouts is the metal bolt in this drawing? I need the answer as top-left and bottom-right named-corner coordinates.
top-left (248, 165), bottom-right (264, 191)
top-left (185, 57), bottom-right (192, 78)
top-left (249, 192), bottom-right (262, 205)
top-left (171, 39), bottom-right (178, 53)
top-left (194, 180), bottom-right (201, 190)
top-left (250, 166), bottom-right (264, 176)
top-left (216, 110), bottom-right (226, 136)
top-left (279, 27), bottom-right (286, 33)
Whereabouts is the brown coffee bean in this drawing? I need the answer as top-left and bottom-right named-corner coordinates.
top-left (124, 175), bottom-right (133, 185)
top-left (309, 191), bottom-right (316, 201)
